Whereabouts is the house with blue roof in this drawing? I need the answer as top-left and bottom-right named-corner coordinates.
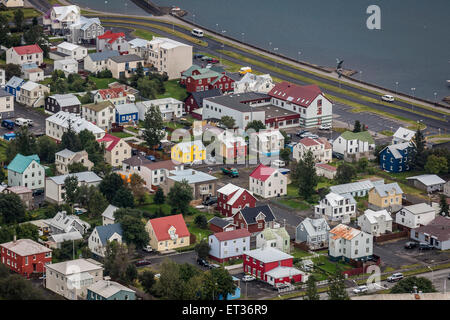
top-left (88, 223), bottom-right (123, 258)
top-left (5, 76), bottom-right (26, 98)
top-left (87, 279), bottom-right (136, 300)
top-left (115, 103), bottom-right (139, 125)
top-left (7, 154), bottom-right (45, 190)
top-left (83, 50), bottom-right (120, 73)
top-left (379, 142), bottom-right (413, 173)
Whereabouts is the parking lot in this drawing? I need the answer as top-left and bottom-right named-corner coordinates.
top-left (1, 102), bottom-right (47, 136)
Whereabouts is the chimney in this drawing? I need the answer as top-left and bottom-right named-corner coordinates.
top-left (13, 235), bottom-right (17, 243)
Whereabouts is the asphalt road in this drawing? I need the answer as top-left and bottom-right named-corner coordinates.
top-left (0, 102), bottom-right (47, 137)
top-left (96, 17), bottom-right (449, 135)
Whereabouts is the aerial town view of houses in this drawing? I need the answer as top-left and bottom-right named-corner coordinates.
top-left (0, 0), bottom-right (448, 305)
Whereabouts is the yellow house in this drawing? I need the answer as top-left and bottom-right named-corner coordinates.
top-left (368, 182), bottom-right (403, 210)
top-left (145, 214), bottom-right (190, 252)
top-left (171, 140), bottom-right (206, 163)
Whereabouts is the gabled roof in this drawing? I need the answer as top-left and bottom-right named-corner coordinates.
top-left (0, 239), bottom-right (51, 256)
top-left (340, 131), bottom-right (375, 144)
top-left (167, 169), bottom-right (217, 184)
top-left (47, 171), bottom-right (102, 185)
top-left (208, 217), bottom-right (234, 229)
top-left (94, 223), bottom-right (123, 245)
top-left (55, 148), bottom-right (76, 159)
top-left (373, 182), bottom-right (403, 197)
top-left (299, 137), bottom-right (321, 147)
top-left (238, 205), bottom-right (275, 225)
top-left (21, 81), bottom-right (42, 91)
top-left (49, 231), bottom-right (83, 243)
top-left (87, 50), bottom-right (120, 62)
top-left (413, 216), bottom-right (450, 242)
top-left (268, 82), bottom-right (325, 108)
top-left (243, 247), bottom-right (292, 263)
top-left (406, 174), bottom-right (446, 186)
top-left (97, 87), bottom-right (127, 100)
top-left (87, 280), bottom-right (135, 298)
top-left (329, 179), bottom-right (384, 195)
top-left (98, 30), bottom-right (125, 44)
top-left (382, 142), bottom-right (413, 159)
top-left (101, 204), bottom-right (119, 221)
top-left (362, 209), bottom-right (392, 224)
top-left (7, 154), bottom-right (41, 173)
top-left (5, 76), bottom-right (25, 88)
top-left (129, 38), bottom-right (150, 48)
top-left (217, 183), bottom-right (241, 196)
top-left (51, 5), bottom-right (80, 21)
top-left (324, 192), bottom-right (356, 206)
top-left (97, 134), bottom-right (123, 152)
top-left (148, 214), bottom-right (189, 241)
top-left (187, 88), bottom-right (222, 106)
top-left (12, 44), bottom-right (43, 56)
top-left (249, 164), bottom-right (277, 182)
top-left (82, 100), bottom-right (115, 112)
top-left (122, 155), bottom-right (152, 167)
top-left (173, 140), bottom-right (205, 153)
top-left (393, 127), bottom-right (415, 141)
top-left (227, 188), bottom-right (255, 206)
top-left (212, 228), bottom-right (251, 241)
top-left (315, 163), bottom-right (337, 172)
top-left (265, 266), bottom-right (303, 279)
top-left (46, 111), bottom-right (105, 136)
top-left (109, 54), bottom-right (143, 64)
top-left (298, 217), bottom-right (330, 237)
top-left (115, 103), bottom-right (138, 115)
top-left (329, 224), bottom-right (362, 240)
top-left (46, 258), bottom-right (103, 275)
top-left (141, 160), bottom-right (177, 171)
top-left (402, 203), bottom-right (435, 215)
top-left (49, 93), bottom-right (80, 107)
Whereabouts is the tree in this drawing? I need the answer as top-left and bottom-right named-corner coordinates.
top-left (88, 188), bottom-right (108, 218)
top-left (280, 130), bottom-right (291, 144)
top-left (154, 187), bottom-right (165, 205)
top-left (293, 150), bottom-right (318, 201)
top-left (112, 187), bottom-right (135, 208)
top-left (32, 16), bottom-right (38, 26)
top-left (327, 267), bottom-right (349, 300)
top-left (137, 78), bottom-right (157, 99)
top-left (439, 194), bottom-right (449, 216)
top-left (153, 259), bottom-right (186, 299)
top-left (104, 242), bottom-right (136, 284)
top-left (139, 270), bottom-right (156, 294)
top-left (0, 168), bottom-right (5, 183)
top-left (194, 214), bottom-right (208, 229)
top-left (129, 173), bottom-right (146, 205)
top-left (63, 176), bottom-right (79, 208)
top-left (13, 9), bottom-right (24, 31)
top-left (356, 157), bottom-right (369, 173)
top-left (53, 240), bottom-right (84, 262)
top-left (142, 106), bottom-right (165, 150)
top-left (125, 263), bottom-right (138, 284)
top-left (15, 223), bottom-right (39, 242)
top-left (68, 162), bottom-right (88, 173)
top-left (167, 180), bottom-right (193, 214)
top-left (280, 148), bottom-right (291, 164)
top-left (119, 215), bottom-right (149, 249)
top-left (99, 173), bottom-right (125, 202)
top-left (60, 123), bottom-right (82, 152)
top-left (207, 267), bottom-right (236, 300)
top-left (390, 276), bottom-right (436, 294)
top-left (304, 275), bottom-right (320, 300)
top-left (336, 163), bottom-right (357, 184)
top-left (0, 193), bottom-right (26, 224)
top-left (424, 155), bottom-right (447, 174)
top-left (220, 116), bottom-right (235, 129)
top-left (194, 239), bottom-right (211, 260)
top-left (245, 120), bottom-right (266, 132)
top-left (4, 63), bottom-right (21, 81)
top-left (0, 270), bottom-right (46, 300)
top-left (412, 128), bottom-right (426, 170)
top-left (374, 143), bottom-right (388, 162)
top-left (37, 136), bottom-right (57, 163)
top-left (353, 120), bottom-right (361, 133)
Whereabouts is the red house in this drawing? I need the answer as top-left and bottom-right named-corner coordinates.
top-left (0, 238), bottom-right (52, 278)
top-left (233, 205), bottom-right (276, 234)
top-left (180, 65), bottom-right (235, 93)
top-left (208, 216), bottom-right (235, 233)
top-left (243, 247), bottom-right (304, 286)
top-left (184, 88), bottom-right (222, 114)
top-left (217, 183), bottom-right (256, 217)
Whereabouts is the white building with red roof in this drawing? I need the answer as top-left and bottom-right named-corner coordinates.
top-left (97, 30), bottom-right (129, 54)
top-left (249, 164), bottom-right (287, 198)
top-left (6, 44), bottom-right (43, 66)
top-left (217, 183), bottom-right (257, 217)
top-left (293, 137), bottom-right (332, 163)
top-left (145, 214), bottom-right (190, 252)
top-left (328, 224), bottom-right (373, 261)
top-left (208, 229), bottom-right (251, 262)
top-left (268, 82), bottom-right (332, 128)
top-left (97, 134), bottom-right (131, 167)
top-left (94, 87), bottom-right (130, 106)
top-left (315, 163), bottom-right (337, 179)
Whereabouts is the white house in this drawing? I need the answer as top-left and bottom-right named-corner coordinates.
top-left (332, 131), bottom-right (375, 157)
top-left (6, 44), bottom-right (43, 67)
top-left (357, 209), bottom-right (393, 237)
top-left (410, 216), bottom-right (450, 251)
top-left (250, 129), bottom-right (285, 158)
top-left (293, 137), bottom-right (332, 163)
top-left (55, 149), bottom-right (93, 175)
top-left (46, 111), bottom-right (105, 142)
top-left (45, 211), bottom-right (91, 235)
top-left (392, 127), bottom-right (415, 145)
top-left (57, 42), bottom-right (88, 61)
top-left (329, 179), bottom-right (385, 197)
top-left (295, 217), bottom-right (330, 249)
top-left (83, 51), bottom-right (120, 74)
top-left (102, 204), bottom-right (119, 225)
top-left (136, 98), bottom-right (183, 121)
top-left (97, 30), bottom-right (129, 54)
top-left (7, 154), bottom-right (45, 191)
top-left (314, 192), bottom-right (356, 223)
top-left (249, 164), bottom-right (287, 198)
top-left (45, 171), bottom-right (102, 205)
top-left (0, 90), bottom-right (14, 119)
top-left (233, 73), bottom-right (275, 94)
top-left (256, 226), bottom-right (290, 253)
top-left (54, 59), bottom-right (79, 75)
top-left (47, 231), bottom-right (83, 249)
top-left (21, 63), bottom-right (44, 82)
top-left (88, 223), bottom-right (123, 258)
top-left (80, 101), bottom-right (116, 131)
top-left (121, 158), bottom-right (177, 190)
top-left (45, 258), bottom-right (103, 300)
top-left (208, 229), bottom-right (251, 263)
top-left (0, 0), bottom-right (24, 8)
top-left (396, 203), bottom-right (436, 229)
top-left (328, 224), bottom-right (373, 262)
top-left (68, 16), bottom-right (104, 44)
top-left (43, 5), bottom-right (81, 35)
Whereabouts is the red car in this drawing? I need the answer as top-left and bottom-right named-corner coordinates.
top-left (210, 58), bottom-right (220, 64)
top-left (135, 259), bottom-right (152, 267)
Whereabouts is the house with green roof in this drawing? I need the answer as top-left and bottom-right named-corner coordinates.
top-left (256, 226), bottom-right (290, 253)
top-left (332, 130), bottom-right (375, 160)
top-left (7, 154), bottom-right (45, 190)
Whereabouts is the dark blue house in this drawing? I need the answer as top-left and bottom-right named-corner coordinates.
top-left (115, 103), bottom-right (139, 125)
top-left (379, 142), bottom-right (413, 173)
top-left (5, 76), bottom-right (25, 98)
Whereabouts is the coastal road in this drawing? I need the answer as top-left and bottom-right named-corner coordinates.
top-left (94, 16), bottom-right (449, 135)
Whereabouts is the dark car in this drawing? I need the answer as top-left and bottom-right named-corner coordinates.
top-left (194, 54), bottom-right (204, 59)
top-left (131, 149), bottom-right (139, 156)
top-left (202, 196), bottom-right (218, 206)
top-left (419, 243), bottom-right (433, 250)
top-left (197, 258), bottom-right (210, 268)
top-left (1, 119), bottom-right (15, 130)
top-left (32, 189), bottom-right (44, 196)
top-left (405, 241), bottom-right (418, 249)
top-left (296, 130), bottom-right (308, 137)
top-left (332, 151), bottom-right (344, 160)
top-left (135, 259), bottom-right (152, 267)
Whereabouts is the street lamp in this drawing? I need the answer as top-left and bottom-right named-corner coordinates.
top-left (216, 23), bottom-right (219, 33)
top-left (273, 47), bottom-right (279, 69)
top-left (241, 33), bottom-right (245, 43)
top-left (395, 81), bottom-right (399, 96)
top-left (359, 70), bottom-right (363, 82)
top-left (410, 88), bottom-right (416, 110)
top-left (427, 266), bottom-right (434, 284)
top-left (104, 1), bottom-right (108, 11)
top-left (434, 92), bottom-right (437, 104)
top-left (193, 14), bottom-right (196, 25)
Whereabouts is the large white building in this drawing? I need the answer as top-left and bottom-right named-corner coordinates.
top-left (7, 154), bottom-right (45, 191)
top-left (249, 164), bottom-right (287, 198)
top-left (54, 59), bottom-right (79, 75)
top-left (328, 224), bottom-right (373, 262)
top-left (0, 90), bottom-right (14, 119)
top-left (57, 42), bottom-right (88, 61)
top-left (357, 209), bottom-right (393, 237)
top-left (46, 111), bottom-right (106, 142)
top-left (293, 137), bottom-right (332, 163)
top-left (314, 192), bottom-right (356, 223)
top-left (136, 98), bottom-right (183, 121)
top-left (396, 203), bottom-right (436, 229)
top-left (208, 229), bottom-right (251, 263)
top-left (332, 131), bottom-right (375, 157)
top-left (43, 5), bottom-right (81, 35)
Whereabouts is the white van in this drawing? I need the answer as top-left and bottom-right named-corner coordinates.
top-left (271, 160), bottom-right (285, 168)
top-left (191, 28), bottom-right (204, 37)
top-left (14, 118), bottom-right (29, 127)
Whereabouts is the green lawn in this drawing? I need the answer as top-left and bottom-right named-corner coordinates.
top-left (0, 8), bottom-right (41, 21)
top-left (89, 76), bottom-right (116, 89)
top-left (312, 255), bottom-right (353, 274)
top-left (157, 79), bottom-right (189, 101)
top-left (0, 140), bottom-right (8, 163)
top-left (291, 248), bottom-right (313, 259)
top-left (44, 58), bottom-right (54, 65)
top-left (110, 132), bottom-right (133, 138)
top-left (133, 28), bottom-right (160, 40)
top-left (379, 130), bottom-right (394, 136)
top-left (185, 213), bottom-right (215, 243)
top-left (277, 199), bottom-right (311, 210)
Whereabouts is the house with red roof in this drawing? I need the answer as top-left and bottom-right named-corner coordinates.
top-left (249, 164), bottom-right (287, 198)
top-left (97, 30), bottom-right (129, 54)
top-left (268, 82), bottom-right (332, 128)
top-left (145, 214), bottom-right (190, 252)
top-left (97, 134), bottom-right (131, 167)
top-left (208, 229), bottom-right (251, 262)
top-left (6, 44), bottom-right (43, 66)
top-left (94, 87), bottom-right (130, 106)
top-left (315, 162), bottom-right (337, 179)
top-left (293, 137), bottom-right (332, 163)
top-left (217, 183), bottom-right (256, 217)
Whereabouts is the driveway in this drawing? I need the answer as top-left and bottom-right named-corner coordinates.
top-left (0, 102), bottom-right (47, 136)
top-left (234, 272), bottom-right (279, 299)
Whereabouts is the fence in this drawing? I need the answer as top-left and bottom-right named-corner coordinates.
top-left (127, 142), bottom-right (171, 160)
top-left (374, 230), bottom-right (409, 243)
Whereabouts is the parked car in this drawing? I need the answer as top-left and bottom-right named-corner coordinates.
top-left (210, 58), bottom-right (219, 64)
top-left (194, 54), bottom-right (204, 59)
top-left (221, 167), bottom-right (239, 177)
top-left (201, 56), bottom-right (211, 61)
top-left (332, 151), bottom-right (344, 160)
top-left (381, 94), bottom-right (395, 102)
top-left (271, 160), bottom-right (285, 168)
top-left (419, 243), bottom-right (434, 250)
top-left (273, 283), bottom-right (289, 290)
top-left (197, 258), bottom-right (210, 268)
top-left (404, 241), bottom-right (418, 249)
top-left (242, 275), bottom-right (256, 282)
top-left (32, 189), bottom-right (44, 196)
top-left (14, 118), bottom-right (30, 127)
top-left (73, 207), bottom-right (87, 215)
top-left (145, 155), bottom-right (156, 161)
top-left (1, 119), bottom-right (15, 129)
top-left (154, 273), bottom-right (161, 279)
top-left (302, 133), bottom-right (319, 139)
top-left (296, 130), bottom-right (308, 137)
top-left (202, 196), bottom-right (218, 206)
top-left (143, 245), bottom-right (153, 253)
top-left (206, 155), bottom-right (216, 163)
top-left (210, 263), bottom-right (220, 269)
top-left (319, 123), bottom-right (331, 130)
top-left (206, 63), bottom-right (213, 68)
top-left (353, 285), bottom-right (368, 294)
top-left (135, 259), bottom-right (152, 267)
top-left (387, 273), bottom-right (404, 282)
top-left (448, 273), bottom-right (450, 280)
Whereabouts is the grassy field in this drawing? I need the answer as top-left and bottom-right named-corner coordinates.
top-left (110, 131), bottom-right (133, 138)
top-left (312, 255), bottom-right (353, 274)
top-left (278, 199), bottom-right (311, 210)
top-left (291, 248), bottom-right (313, 259)
top-left (379, 130), bottom-right (394, 136)
top-left (88, 76), bottom-right (116, 89)
top-left (0, 140), bottom-right (8, 163)
top-left (157, 79), bottom-right (189, 101)
top-left (0, 8), bottom-right (41, 21)
top-left (133, 28), bottom-right (160, 40)
top-left (196, 51), bottom-right (244, 73)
